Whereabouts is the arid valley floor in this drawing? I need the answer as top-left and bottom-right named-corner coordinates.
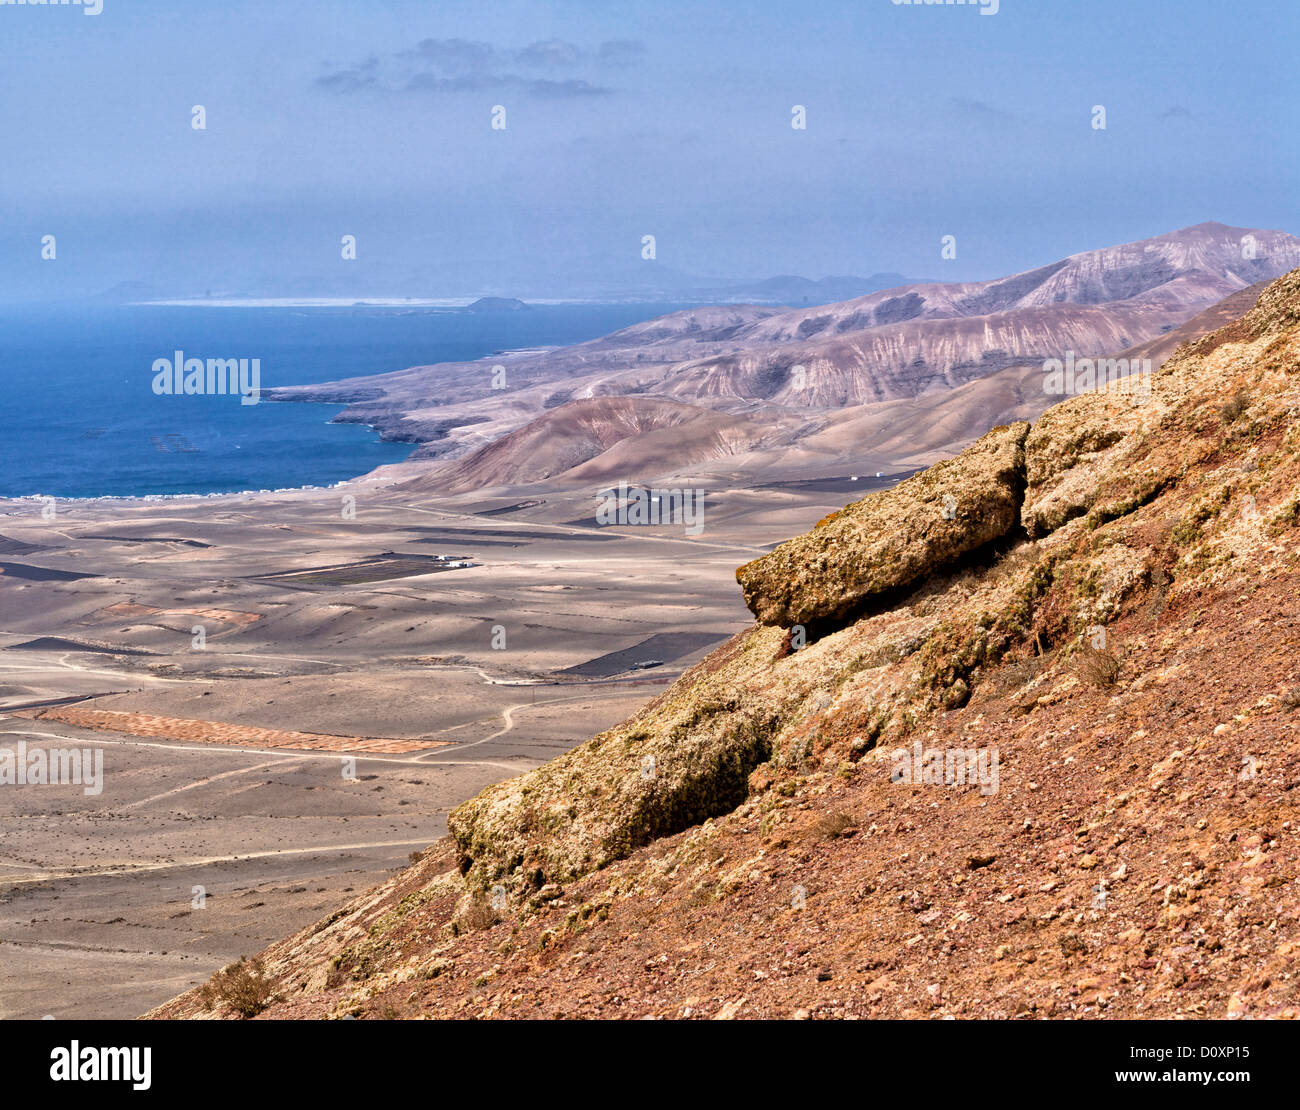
top-left (0, 471), bottom-right (886, 1018)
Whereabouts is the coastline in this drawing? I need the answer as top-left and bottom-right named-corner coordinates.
top-left (0, 474), bottom-right (387, 511)
top-left (0, 301), bottom-right (697, 506)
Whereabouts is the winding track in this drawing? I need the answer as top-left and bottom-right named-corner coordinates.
top-left (2, 838), bottom-right (441, 887)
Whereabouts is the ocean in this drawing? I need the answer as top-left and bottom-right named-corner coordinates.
top-left (0, 302), bottom-right (690, 500)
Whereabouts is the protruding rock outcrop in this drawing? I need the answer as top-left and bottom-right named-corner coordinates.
top-left (736, 422), bottom-right (1030, 628)
top-left (447, 631), bottom-right (781, 894)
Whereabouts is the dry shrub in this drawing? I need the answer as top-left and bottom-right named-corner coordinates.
top-left (1145, 562), bottom-right (1171, 620)
top-left (1075, 644), bottom-right (1121, 689)
top-left (1219, 388), bottom-right (1250, 425)
top-left (811, 811), bottom-right (858, 840)
top-left (1059, 933), bottom-right (1088, 958)
top-left (454, 894), bottom-right (499, 934)
top-left (983, 656), bottom-right (1041, 697)
top-left (197, 956), bottom-right (277, 1019)
top-left (687, 881), bottom-right (717, 907)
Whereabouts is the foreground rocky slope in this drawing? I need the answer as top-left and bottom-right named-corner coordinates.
top-left (154, 268), bottom-right (1300, 1020)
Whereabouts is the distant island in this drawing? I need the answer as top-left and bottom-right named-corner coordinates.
top-left (465, 296), bottom-right (529, 312)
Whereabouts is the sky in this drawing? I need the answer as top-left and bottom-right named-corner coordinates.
top-left (1, 0), bottom-right (1296, 300)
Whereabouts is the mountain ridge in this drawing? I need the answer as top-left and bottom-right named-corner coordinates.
top-left (399, 279), bottom-right (1277, 493)
top-left (271, 223), bottom-right (1300, 488)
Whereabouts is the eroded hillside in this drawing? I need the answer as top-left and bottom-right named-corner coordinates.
top-left (269, 224), bottom-right (1300, 483)
top-left (153, 268), bottom-right (1300, 1020)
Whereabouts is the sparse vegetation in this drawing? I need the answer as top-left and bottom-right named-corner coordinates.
top-left (1074, 644), bottom-right (1121, 689)
top-left (984, 656), bottom-right (1041, 697)
top-left (196, 956), bottom-right (277, 1019)
top-left (1171, 490), bottom-right (1227, 547)
top-left (1219, 387), bottom-right (1250, 425)
top-left (1269, 496), bottom-right (1300, 534)
top-left (1059, 934), bottom-right (1088, 958)
top-left (812, 811), bottom-right (858, 840)
top-left (454, 894), bottom-right (500, 934)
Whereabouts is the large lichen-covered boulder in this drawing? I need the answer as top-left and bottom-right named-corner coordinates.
top-left (736, 422), bottom-right (1030, 628)
top-left (447, 631), bottom-right (785, 895)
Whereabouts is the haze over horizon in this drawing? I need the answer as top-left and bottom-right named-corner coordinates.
top-left (2, 0), bottom-right (1297, 301)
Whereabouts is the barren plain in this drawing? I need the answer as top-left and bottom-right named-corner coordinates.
top-left (0, 472), bottom-right (889, 1018)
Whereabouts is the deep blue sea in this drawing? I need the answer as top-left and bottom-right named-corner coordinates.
top-left (0, 303), bottom-right (690, 499)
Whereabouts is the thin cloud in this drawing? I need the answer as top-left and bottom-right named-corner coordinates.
top-left (318, 37), bottom-right (644, 97)
top-left (316, 54), bottom-right (380, 93)
top-left (530, 78), bottom-right (614, 98)
top-left (516, 39), bottom-right (584, 68)
top-left (401, 72), bottom-right (612, 97)
top-left (949, 96), bottom-right (1015, 122)
top-left (399, 38), bottom-right (499, 73)
top-left (597, 39), bottom-right (648, 68)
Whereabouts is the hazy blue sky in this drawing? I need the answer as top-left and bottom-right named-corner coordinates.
top-left (2, 0), bottom-right (1296, 299)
